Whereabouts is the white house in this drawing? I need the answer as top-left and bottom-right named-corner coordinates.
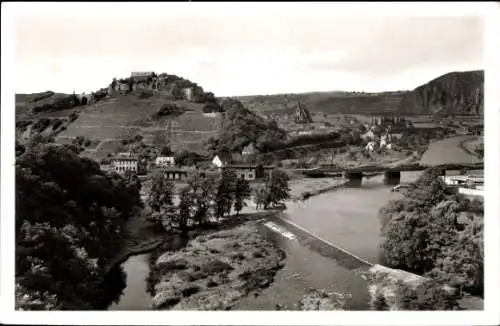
top-left (155, 156), bottom-right (175, 168)
top-left (441, 175), bottom-right (484, 188)
top-left (362, 130), bottom-right (376, 142)
top-left (365, 141), bottom-right (376, 152)
top-left (203, 112), bottom-right (220, 118)
top-left (112, 157), bottom-right (138, 174)
top-left (212, 155), bottom-right (226, 168)
top-left (242, 143), bottom-right (257, 156)
top-left (99, 159), bottom-right (114, 173)
top-left (380, 134), bottom-right (389, 149)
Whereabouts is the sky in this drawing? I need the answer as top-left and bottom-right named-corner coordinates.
top-left (12, 3), bottom-right (484, 96)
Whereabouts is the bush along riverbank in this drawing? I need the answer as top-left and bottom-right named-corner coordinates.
top-left (372, 167), bottom-right (484, 310)
top-left (15, 144), bottom-right (143, 310)
top-left (146, 222), bottom-right (286, 310)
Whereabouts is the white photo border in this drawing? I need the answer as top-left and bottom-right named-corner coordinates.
top-left (1, 2), bottom-right (499, 325)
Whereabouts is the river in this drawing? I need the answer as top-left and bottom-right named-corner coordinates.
top-left (108, 254), bottom-right (152, 310)
top-left (106, 170), bottom-right (482, 310)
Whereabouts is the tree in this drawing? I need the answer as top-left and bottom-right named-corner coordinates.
top-left (187, 173), bottom-right (216, 226)
top-left (202, 103), bottom-right (221, 113)
top-left (371, 288), bottom-right (390, 310)
top-left (233, 177), bottom-right (251, 215)
top-left (145, 171), bottom-right (175, 231)
top-left (176, 186), bottom-right (194, 235)
top-left (428, 216), bottom-right (484, 296)
top-left (405, 167), bottom-right (450, 208)
top-left (127, 78), bottom-right (134, 93)
top-left (204, 137), bottom-right (220, 156)
top-left (396, 280), bottom-right (461, 310)
top-left (16, 141), bottom-right (26, 157)
top-left (16, 144), bottom-right (138, 309)
top-left (160, 146), bottom-right (173, 156)
top-left (217, 98), bottom-right (287, 153)
top-left (378, 167), bottom-right (484, 298)
top-left (380, 197), bottom-right (463, 274)
top-left (253, 185), bottom-right (267, 210)
top-left (214, 169), bottom-right (237, 220)
top-left (174, 150), bottom-right (204, 167)
top-left (264, 169), bottom-right (290, 208)
top-left (124, 170), bottom-right (141, 205)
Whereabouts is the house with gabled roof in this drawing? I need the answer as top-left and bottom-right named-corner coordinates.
top-left (212, 153), bottom-right (232, 169)
top-left (242, 143), bottom-right (258, 156)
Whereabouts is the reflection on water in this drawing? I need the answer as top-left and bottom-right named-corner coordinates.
top-left (95, 265), bottom-right (127, 309)
top-left (108, 254), bottom-right (152, 310)
top-left (284, 172), bottom-right (424, 264)
top-left (104, 171), bottom-right (452, 310)
top-left (235, 225), bottom-right (371, 310)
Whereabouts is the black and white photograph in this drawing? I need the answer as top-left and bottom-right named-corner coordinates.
top-left (1, 2), bottom-right (499, 325)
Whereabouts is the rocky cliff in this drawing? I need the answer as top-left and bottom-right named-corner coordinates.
top-left (294, 102), bottom-right (313, 123)
top-left (399, 70), bottom-right (484, 116)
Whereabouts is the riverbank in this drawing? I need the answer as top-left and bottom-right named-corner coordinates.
top-left (459, 136), bottom-right (483, 159)
top-left (148, 221), bottom-right (286, 310)
top-left (288, 177), bottom-right (347, 200)
top-left (104, 237), bottom-right (165, 273)
top-left (355, 264), bottom-right (484, 310)
top-left (420, 135), bottom-right (481, 165)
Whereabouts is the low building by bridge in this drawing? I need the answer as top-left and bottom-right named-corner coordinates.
top-left (441, 175), bottom-right (484, 198)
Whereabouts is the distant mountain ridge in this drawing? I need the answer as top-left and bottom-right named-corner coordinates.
top-left (233, 70), bottom-right (483, 116)
top-left (15, 69), bottom-right (483, 157)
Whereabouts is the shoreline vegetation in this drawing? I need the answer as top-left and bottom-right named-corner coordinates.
top-left (104, 176), bottom-right (351, 310)
top-left (147, 221), bottom-right (286, 310)
top-left (374, 167), bottom-right (484, 310)
top-left (103, 166), bottom-right (293, 310)
top-left (106, 177), bottom-right (349, 273)
top-left (289, 178), bottom-right (348, 200)
top-left (106, 165), bottom-right (482, 312)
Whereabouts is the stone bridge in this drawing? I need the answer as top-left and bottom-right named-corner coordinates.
top-left (297, 162), bottom-right (484, 186)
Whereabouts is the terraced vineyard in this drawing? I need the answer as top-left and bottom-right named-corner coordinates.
top-left (55, 93), bottom-right (222, 155)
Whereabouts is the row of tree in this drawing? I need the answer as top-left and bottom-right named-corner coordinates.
top-left (378, 168), bottom-right (484, 307)
top-left (145, 169), bottom-right (291, 233)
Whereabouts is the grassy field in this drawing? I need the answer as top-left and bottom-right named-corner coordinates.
top-left (420, 135), bottom-right (483, 165)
